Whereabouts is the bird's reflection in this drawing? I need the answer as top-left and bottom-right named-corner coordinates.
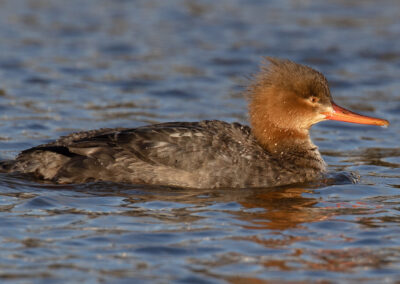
top-left (235, 187), bottom-right (322, 230)
top-left (0, 174), bottom-right (334, 230)
top-left (116, 184), bottom-right (328, 230)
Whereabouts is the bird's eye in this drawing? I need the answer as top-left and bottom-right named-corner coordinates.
top-left (309, 96), bottom-right (319, 103)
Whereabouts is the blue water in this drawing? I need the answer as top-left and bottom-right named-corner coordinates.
top-left (0, 0), bottom-right (400, 283)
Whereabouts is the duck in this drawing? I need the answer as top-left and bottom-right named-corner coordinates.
top-left (0, 58), bottom-right (389, 188)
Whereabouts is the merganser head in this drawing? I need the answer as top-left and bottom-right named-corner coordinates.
top-left (248, 57), bottom-right (389, 150)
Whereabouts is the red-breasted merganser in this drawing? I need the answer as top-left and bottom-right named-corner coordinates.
top-left (0, 58), bottom-right (389, 188)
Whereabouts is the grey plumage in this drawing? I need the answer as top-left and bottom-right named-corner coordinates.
top-left (0, 120), bottom-right (325, 188)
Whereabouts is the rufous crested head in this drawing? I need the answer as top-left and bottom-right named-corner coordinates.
top-left (248, 57), bottom-right (389, 152)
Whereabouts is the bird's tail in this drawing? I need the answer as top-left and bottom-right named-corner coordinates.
top-left (0, 160), bottom-right (15, 173)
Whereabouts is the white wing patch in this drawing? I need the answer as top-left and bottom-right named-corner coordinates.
top-left (170, 132), bottom-right (193, 138)
top-left (170, 132), bottom-right (204, 138)
top-left (153, 141), bottom-right (168, 148)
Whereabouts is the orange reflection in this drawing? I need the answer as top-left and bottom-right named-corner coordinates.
top-left (237, 187), bottom-right (329, 230)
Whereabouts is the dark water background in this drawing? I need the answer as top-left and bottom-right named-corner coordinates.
top-left (0, 0), bottom-right (400, 283)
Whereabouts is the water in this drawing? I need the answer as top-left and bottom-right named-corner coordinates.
top-left (0, 0), bottom-right (400, 282)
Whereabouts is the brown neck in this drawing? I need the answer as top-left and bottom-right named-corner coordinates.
top-left (249, 108), bottom-right (313, 154)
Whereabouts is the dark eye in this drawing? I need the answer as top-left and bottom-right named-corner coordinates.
top-left (309, 96), bottom-right (319, 103)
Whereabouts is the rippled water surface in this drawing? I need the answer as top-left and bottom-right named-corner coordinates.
top-left (0, 0), bottom-right (400, 283)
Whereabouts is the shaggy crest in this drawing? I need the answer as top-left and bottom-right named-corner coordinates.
top-left (248, 57), bottom-right (330, 100)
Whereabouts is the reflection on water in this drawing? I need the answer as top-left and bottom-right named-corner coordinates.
top-left (1, 175), bottom-right (400, 282)
top-left (1, 0), bottom-right (400, 282)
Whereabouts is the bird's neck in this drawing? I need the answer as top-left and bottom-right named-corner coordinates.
top-left (250, 111), bottom-right (314, 155)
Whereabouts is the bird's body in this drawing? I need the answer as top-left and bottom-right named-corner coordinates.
top-left (0, 58), bottom-right (388, 188)
top-left (1, 120), bottom-right (325, 188)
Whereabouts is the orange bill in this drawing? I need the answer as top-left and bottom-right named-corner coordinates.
top-left (323, 102), bottom-right (389, 126)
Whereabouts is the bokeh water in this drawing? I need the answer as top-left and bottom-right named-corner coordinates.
top-left (0, 0), bottom-right (400, 283)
